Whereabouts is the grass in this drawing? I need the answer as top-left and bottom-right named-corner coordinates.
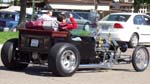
top-left (0, 32), bottom-right (18, 44)
top-left (71, 29), bottom-right (91, 36)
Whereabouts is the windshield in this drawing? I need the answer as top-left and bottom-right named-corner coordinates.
top-left (102, 14), bottom-right (131, 22)
top-left (0, 12), bottom-right (17, 21)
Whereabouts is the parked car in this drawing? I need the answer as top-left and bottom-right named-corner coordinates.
top-left (37, 10), bottom-right (91, 31)
top-left (98, 13), bottom-right (150, 48)
top-left (0, 11), bottom-right (19, 31)
top-left (75, 11), bottom-right (100, 28)
top-left (0, 11), bottom-right (33, 31)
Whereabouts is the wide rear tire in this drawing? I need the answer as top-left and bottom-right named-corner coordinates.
top-left (48, 43), bottom-right (80, 77)
top-left (132, 46), bottom-right (149, 72)
top-left (1, 38), bottom-right (29, 70)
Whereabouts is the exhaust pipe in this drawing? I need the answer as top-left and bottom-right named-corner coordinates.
top-left (79, 63), bottom-right (113, 69)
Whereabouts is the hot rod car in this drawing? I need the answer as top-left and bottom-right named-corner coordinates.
top-left (1, 27), bottom-right (149, 77)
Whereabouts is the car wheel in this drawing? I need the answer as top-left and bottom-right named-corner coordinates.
top-left (1, 38), bottom-right (29, 70)
top-left (11, 28), bottom-right (17, 32)
top-left (132, 46), bottom-right (149, 72)
top-left (9, 27), bottom-right (17, 32)
top-left (48, 43), bottom-right (80, 77)
top-left (129, 34), bottom-right (139, 48)
top-left (83, 23), bottom-right (90, 31)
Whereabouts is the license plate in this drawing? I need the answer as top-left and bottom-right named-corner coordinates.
top-left (30, 39), bottom-right (39, 47)
top-left (101, 25), bottom-right (109, 30)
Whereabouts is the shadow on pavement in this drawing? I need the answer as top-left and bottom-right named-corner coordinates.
top-left (24, 66), bottom-right (54, 77)
top-left (0, 65), bottom-right (135, 77)
top-left (77, 68), bottom-right (134, 74)
top-left (0, 65), bottom-right (55, 77)
top-left (0, 66), bottom-right (7, 70)
top-left (111, 68), bottom-right (134, 72)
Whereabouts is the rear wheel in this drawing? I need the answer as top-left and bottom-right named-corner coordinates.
top-left (10, 28), bottom-right (17, 32)
top-left (48, 43), bottom-right (80, 77)
top-left (1, 38), bottom-right (29, 70)
top-left (129, 34), bottom-right (139, 48)
top-left (83, 23), bottom-right (90, 31)
top-left (132, 46), bottom-right (149, 72)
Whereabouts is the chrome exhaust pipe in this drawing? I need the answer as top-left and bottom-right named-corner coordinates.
top-left (79, 63), bottom-right (112, 69)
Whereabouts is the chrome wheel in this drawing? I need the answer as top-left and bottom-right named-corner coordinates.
top-left (61, 50), bottom-right (76, 72)
top-left (84, 23), bottom-right (90, 31)
top-left (48, 43), bottom-right (80, 77)
top-left (134, 48), bottom-right (148, 69)
top-left (132, 46), bottom-right (149, 72)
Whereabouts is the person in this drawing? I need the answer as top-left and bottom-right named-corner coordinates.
top-left (57, 12), bottom-right (82, 41)
top-left (37, 10), bottom-right (54, 21)
top-left (57, 13), bottom-right (78, 31)
top-left (37, 9), bottom-right (58, 31)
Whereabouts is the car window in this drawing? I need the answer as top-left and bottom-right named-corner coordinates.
top-left (52, 12), bottom-right (60, 17)
top-left (134, 15), bottom-right (146, 25)
top-left (72, 13), bottom-right (81, 19)
top-left (53, 11), bottom-right (70, 18)
top-left (143, 15), bottom-right (150, 25)
top-left (102, 14), bottom-right (130, 22)
top-left (75, 12), bottom-right (90, 20)
top-left (5, 14), bottom-right (15, 21)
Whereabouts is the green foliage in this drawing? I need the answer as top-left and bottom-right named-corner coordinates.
top-left (71, 29), bottom-right (91, 36)
top-left (133, 0), bottom-right (150, 12)
top-left (134, 0), bottom-right (142, 12)
top-left (14, 0), bottom-right (20, 5)
top-left (0, 32), bottom-right (18, 44)
top-left (144, 0), bottom-right (150, 3)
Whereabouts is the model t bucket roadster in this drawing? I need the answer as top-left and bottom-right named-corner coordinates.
top-left (1, 28), bottom-right (149, 77)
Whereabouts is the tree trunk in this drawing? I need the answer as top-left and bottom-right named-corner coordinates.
top-left (94, 0), bottom-right (98, 10)
top-left (18, 0), bottom-right (27, 29)
top-left (134, 0), bottom-right (141, 13)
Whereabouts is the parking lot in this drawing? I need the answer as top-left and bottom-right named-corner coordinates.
top-left (0, 47), bottom-right (150, 84)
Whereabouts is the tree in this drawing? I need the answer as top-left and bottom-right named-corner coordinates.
top-left (94, 0), bottom-right (101, 10)
top-left (18, 0), bottom-right (27, 28)
top-left (133, 0), bottom-right (142, 12)
top-left (14, 0), bottom-right (20, 6)
top-left (144, 0), bottom-right (150, 3)
top-left (134, 0), bottom-right (150, 12)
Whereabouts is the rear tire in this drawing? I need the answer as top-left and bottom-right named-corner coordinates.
top-left (48, 43), bottom-right (80, 77)
top-left (132, 46), bottom-right (149, 72)
top-left (1, 38), bottom-right (29, 70)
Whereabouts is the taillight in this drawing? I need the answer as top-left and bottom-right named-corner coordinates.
top-left (113, 23), bottom-right (123, 29)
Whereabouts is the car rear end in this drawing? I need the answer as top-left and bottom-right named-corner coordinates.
top-left (19, 29), bottom-right (52, 53)
top-left (19, 28), bottom-right (69, 53)
top-left (98, 13), bottom-right (133, 42)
